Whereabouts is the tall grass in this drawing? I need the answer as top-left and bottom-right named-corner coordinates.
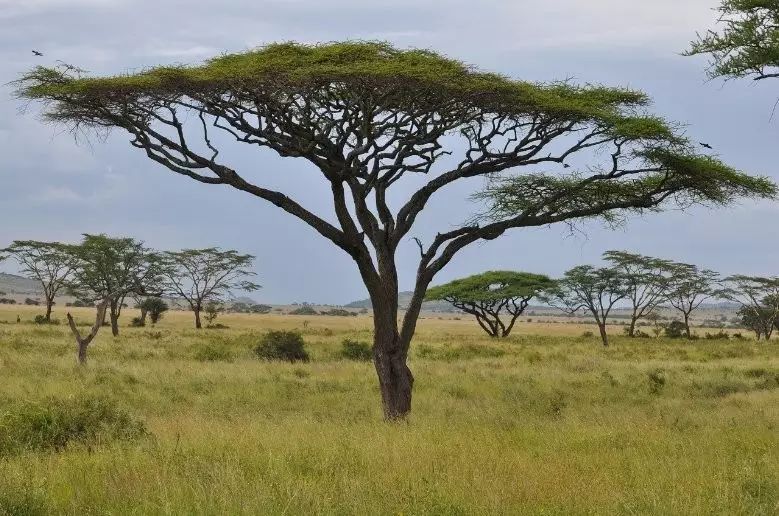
top-left (0, 305), bottom-right (777, 514)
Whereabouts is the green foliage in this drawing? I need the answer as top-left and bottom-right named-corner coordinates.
top-left (426, 271), bottom-right (555, 303)
top-left (203, 301), bottom-right (222, 327)
top-left (648, 370), bottom-right (667, 394)
top-left (320, 308), bottom-right (358, 317)
top-left (686, 0), bottom-right (779, 81)
top-left (665, 321), bottom-right (687, 339)
top-left (253, 331), bottom-right (310, 363)
top-left (32, 315), bottom-right (58, 326)
top-left (290, 305), bottom-right (318, 316)
top-left (0, 396), bottom-right (147, 456)
top-left (140, 298), bottom-right (169, 324)
top-left (340, 339), bottom-right (373, 361)
top-left (193, 343), bottom-right (234, 362)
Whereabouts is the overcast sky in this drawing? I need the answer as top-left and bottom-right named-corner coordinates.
top-left (1, 0), bottom-right (777, 304)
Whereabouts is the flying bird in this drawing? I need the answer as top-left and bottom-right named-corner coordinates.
top-left (32, 50), bottom-right (43, 56)
top-left (699, 142), bottom-right (713, 150)
top-left (563, 164), bottom-right (571, 169)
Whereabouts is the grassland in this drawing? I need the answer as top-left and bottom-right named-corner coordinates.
top-left (0, 304), bottom-right (777, 515)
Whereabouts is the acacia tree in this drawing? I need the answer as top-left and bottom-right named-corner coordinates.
top-left (1, 240), bottom-right (77, 321)
top-left (603, 250), bottom-right (671, 337)
top-left (724, 275), bottom-right (779, 340)
top-left (547, 265), bottom-right (628, 347)
top-left (425, 271), bottom-right (555, 338)
top-left (16, 42), bottom-right (775, 419)
top-left (687, 1), bottom-right (779, 83)
top-left (665, 263), bottom-right (722, 339)
top-left (161, 248), bottom-right (260, 329)
top-left (68, 234), bottom-right (163, 337)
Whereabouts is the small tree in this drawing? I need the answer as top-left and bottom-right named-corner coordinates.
top-left (724, 275), bottom-right (779, 340)
top-left (547, 265), bottom-right (628, 347)
top-left (1, 241), bottom-right (77, 321)
top-left (203, 301), bottom-right (222, 327)
top-left (161, 248), bottom-right (259, 329)
top-left (66, 300), bottom-right (109, 365)
top-left (425, 271), bottom-right (555, 338)
top-left (603, 251), bottom-right (671, 337)
top-left (67, 234), bottom-right (163, 337)
top-left (687, 1), bottom-right (779, 84)
top-left (140, 297), bottom-right (169, 325)
top-left (665, 263), bottom-right (721, 339)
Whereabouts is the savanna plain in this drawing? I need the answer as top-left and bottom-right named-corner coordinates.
top-left (0, 305), bottom-right (777, 515)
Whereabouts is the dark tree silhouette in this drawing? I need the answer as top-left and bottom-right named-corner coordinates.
top-left (426, 271), bottom-right (554, 337)
top-left (665, 263), bottom-right (722, 339)
top-left (16, 42), bottom-right (775, 419)
top-left (724, 275), bottom-right (779, 340)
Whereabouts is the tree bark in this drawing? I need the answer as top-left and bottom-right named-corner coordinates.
top-left (598, 323), bottom-right (609, 347)
top-left (628, 316), bottom-right (638, 338)
top-left (194, 306), bottom-right (202, 329)
top-left (139, 307), bottom-right (148, 326)
top-left (371, 295), bottom-right (413, 421)
top-left (109, 300), bottom-right (120, 337)
top-left (683, 313), bottom-right (692, 339)
top-left (66, 300), bottom-right (109, 365)
top-left (45, 297), bottom-right (53, 322)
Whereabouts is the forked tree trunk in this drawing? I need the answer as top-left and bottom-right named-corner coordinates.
top-left (66, 300), bottom-right (109, 365)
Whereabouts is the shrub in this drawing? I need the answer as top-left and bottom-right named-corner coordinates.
top-left (253, 331), bottom-right (310, 363)
top-left (290, 305), bottom-right (318, 316)
top-left (648, 369), bottom-right (666, 394)
top-left (130, 316), bottom-right (145, 327)
top-left (0, 396), bottom-right (147, 456)
top-left (664, 321), bottom-right (687, 339)
top-left (141, 298), bottom-right (169, 324)
top-left (24, 298), bottom-right (41, 306)
top-left (32, 315), bottom-right (59, 325)
top-left (0, 298), bottom-right (17, 305)
top-left (705, 331), bottom-right (730, 340)
top-left (340, 339), bottom-right (373, 361)
top-left (193, 344), bottom-right (234, 362)
top-left (320, 308), bottom-right (357, 317)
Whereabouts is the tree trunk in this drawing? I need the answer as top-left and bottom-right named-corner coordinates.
top-left (109, 300), bottom-right (120, 337)
top-left (683, 313), bottom-right (692, 339)
top-left (139, 307), bottom-right (148, 326)
top-left (598, 323), bottom-right (609, 347)
top-left (628, 316), bottom-right (638, 338)
top-left (371, 295), bottom-right (413, 420)
top-left (45, 297), bottom-right (53, 322)
top-left (67, 300), bottom-right (109, 365)
top-left (194, 307), bottom-right (202, 329)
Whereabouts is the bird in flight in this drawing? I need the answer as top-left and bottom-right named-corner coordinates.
top-left (32, 50), bottom-right (43, 56)
top-left (699, 142), bottom-right (713, 150)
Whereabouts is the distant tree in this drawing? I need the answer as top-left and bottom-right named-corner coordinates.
top-left (426, 271), bottom-right (555, 338)
top-left (1, 240), bottom-right (77, 321)
top-left (686, 1), bottom-right (779, 84)
top-left (203, 301), bottom-right (222, 327)
top-left (161, 248), bottom-right (259, 329)
top-left (16, 42), bottom-right (776, 419)
top-left (290, 305), bottom-right (319, 316)
top-left (547, 266), bottom-right (628, 347)
top-left (603, 251), bottom-right (671, 337)
top-left (250, 304), bottom-right (272, 314)
top-left (724, 275), bottom-right (779, 340)
top-left (67, 234), bottom-right (163, 337)
top-left (665, 263), bottom-right (721, 339)
top-left (139, 297), bottom-right (169, 325)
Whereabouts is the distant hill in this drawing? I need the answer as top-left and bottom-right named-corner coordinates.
top-left (0, 273), bottom-right (41, 295)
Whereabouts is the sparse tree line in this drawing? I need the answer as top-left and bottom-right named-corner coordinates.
top-left (428, 251), bottom-right (779, 346)
top-left (1, 235), bottom-right (258, 363)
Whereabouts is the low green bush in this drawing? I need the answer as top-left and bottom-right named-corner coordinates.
top-left (0, 396), bottom-right (147, 456)
top-left (340, 339), bottom-right (372, 361)
top-left (253, 331), bottom-right (310, 363)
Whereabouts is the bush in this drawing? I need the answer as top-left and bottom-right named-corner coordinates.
top-left (66, 299), bottom-right (92, 308)
top-left (705, 331), bottom-right (730, 340)
top-left (340, 339), bottom-right (373, 361)
top-left (290, 305), bottom-right (318, 316)
top-left (0, 298), bottom-right (17, 305)
top-left (648, 369), bottom-right (666, 394)
top-left (320, 308), bottom-right (357, 317)
top-left (664, 321), bottom-right (687, 339)
top-left (130, 316), bottom-right (145, 327)
top-left (24, 298), bottom-right (41, 306)
top-left (193, 344), bottom-right (234, 362)
top-left (253, 331), bottom-right (310, 362)
top-left (0, 396), bottom-right (147, 456)
top-left (33, 315), bottom-right (59, 325)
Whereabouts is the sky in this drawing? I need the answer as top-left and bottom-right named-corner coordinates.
top-left (0, 0), bottom-right (777, 305)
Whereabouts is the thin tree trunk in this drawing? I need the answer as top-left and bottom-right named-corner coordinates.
top-left (194, 307), bottom-right (202, 329)
top-left (598, 323), bottom-right (609, 347)
top-left (628, 316), bottom-right (638, 337)
top-left (139, 307), bottom-right (148, 326)
top-left (109, 300), bottom-right (120, 337)
top-left (683, 313), bottom-right (692, 339)
top-left (45, 297), bottom-right (53, 322)
top-left (66, 300), bottom-right (109, 365)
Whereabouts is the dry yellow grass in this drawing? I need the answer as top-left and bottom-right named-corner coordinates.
top-left (0, 304), bottom-right (777, 514)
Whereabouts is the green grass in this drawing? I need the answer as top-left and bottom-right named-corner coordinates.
top-left (0, 306), bottom-right (778, 514)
